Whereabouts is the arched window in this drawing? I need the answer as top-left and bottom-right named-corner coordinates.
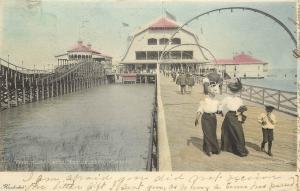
top-left (74, 55), bottom-right (78, 59)
top-left (159, 38), bottom-right (169, 45)
top-left (78, 55), bottom-right (82, 59)
top-left (171, 38), bottom-right (181, 44)
top-left (148, 38), bottom-right (157, 45)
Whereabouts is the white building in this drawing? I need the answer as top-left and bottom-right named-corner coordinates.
top-left (55, 40), bottom-right (112, 68)
top-left (216, 53), bottom-right (268, 78)
top-left (120, 16), bottom-right (210, 81)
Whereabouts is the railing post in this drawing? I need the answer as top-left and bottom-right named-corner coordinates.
top-left (262, 88), bottom-right (265, 105)
top-left (249, 86), bottom-right (252, 101)
top-left (277, 90), bottom-right (281, 110)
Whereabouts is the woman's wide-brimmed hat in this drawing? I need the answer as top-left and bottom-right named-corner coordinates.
top-left (227, 78), bottom-right (242, 92)
top-left (206, 72), bottom-right (222, 84)
top-left (203, 72), bottom-right (222, 95)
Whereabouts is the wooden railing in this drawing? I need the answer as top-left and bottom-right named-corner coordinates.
top-left (193, 75), bottom-right (296, 115)
top-left (146, 78), bottom-right (158, 171)
top-left (222, 83), bottom-right (297, 116)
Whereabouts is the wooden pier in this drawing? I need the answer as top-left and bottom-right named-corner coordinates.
top-left (157, 73), bottom-right (297, 171)
top-left (0, 58), bottom-right (106, 111)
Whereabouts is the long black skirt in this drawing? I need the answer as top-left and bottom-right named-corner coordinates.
top-left (201, 113), bottom-right (220, 154)
top-left (221, 111), bottom-right (248, 156)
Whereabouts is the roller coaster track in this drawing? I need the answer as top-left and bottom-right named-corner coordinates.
top-left (0, 58), bottom-right (106, 110)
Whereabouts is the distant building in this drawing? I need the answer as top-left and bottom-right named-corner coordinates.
top-left (120, 16), bottom-right (210, 82)
top-left (54, 40), bottom-right (113, 82)
top-left (55, 40), bottom-right (112, 68)
top-left (216, 53), bottom-right (268, 78)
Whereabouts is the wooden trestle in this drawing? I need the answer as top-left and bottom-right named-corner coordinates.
top-left (0, 58), bottom-right (106, 111)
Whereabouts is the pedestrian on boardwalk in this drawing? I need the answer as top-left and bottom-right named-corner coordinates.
top-left (258, 105), bottom-right (277, 156)
top-left (186, 73), bottom-right (195, 93)
top-left (220, 78), bottom-right (249, 157)
top-left (171, 71), bottom-right (176, 82)
top-left (195, 73), bottom-right (222, 156)
top-left (176, 72), bottom-right (187, 94)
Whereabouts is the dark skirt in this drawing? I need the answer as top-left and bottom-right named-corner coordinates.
top-left (201, 113), bottom-right (220, 154)
top-left (221, 111), bottom-right (248, 157)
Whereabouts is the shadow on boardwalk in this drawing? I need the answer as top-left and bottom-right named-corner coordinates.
top-left (159, 74), bottom-right (297, 171)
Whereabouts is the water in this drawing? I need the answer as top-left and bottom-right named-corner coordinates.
top-left (0, 84), bottom-right (154, 171)
top-left (242, 78), bottom-right (297, 92)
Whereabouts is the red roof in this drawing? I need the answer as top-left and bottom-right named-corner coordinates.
top-left (56, 41), bottom-right (112, 58)
top-left (149, 17), bottom-right (178, 29)
top-left (233, 53), bottom-right (264, 64)
top-left (216, 53), bottom-right (265, 65)
top-left (66, 41), bottom-right (111, 56)
top-left (68, 41), bottom-right (92, 53)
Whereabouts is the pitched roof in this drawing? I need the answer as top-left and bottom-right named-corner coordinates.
top-left (215, 53), bottom-right (266, 65)
top-left (233, 53), bottom-right (264, 64)
top-left (67, 41), bottom-right (93, 53)
top-left (149, 17), bottom-right (179, 29)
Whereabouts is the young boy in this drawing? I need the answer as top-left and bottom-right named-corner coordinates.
top-left (258, 105), bottom-right (277, 156)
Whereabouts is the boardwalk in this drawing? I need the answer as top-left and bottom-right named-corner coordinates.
top-left (159, 74), bottom-right (297, 171)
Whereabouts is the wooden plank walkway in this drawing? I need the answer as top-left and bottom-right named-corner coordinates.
top-left (159, 74), bottom-right (297, 171)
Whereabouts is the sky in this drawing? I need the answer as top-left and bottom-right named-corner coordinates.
top-left (0, 0), bottom-right (297, 73)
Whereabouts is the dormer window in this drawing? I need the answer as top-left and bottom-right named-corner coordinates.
top-left (148, 38), bottom-right (157, 45)
top-left (159, 38), bottom-right (169, 45)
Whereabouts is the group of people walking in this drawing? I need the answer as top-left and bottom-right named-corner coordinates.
top-left (194, 72), bottom-right (277, 157)
top-left (168, 71), bottom-right (195, 94)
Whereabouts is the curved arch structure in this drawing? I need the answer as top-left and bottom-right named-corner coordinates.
top-left (177, 7), bottom-right (296, 46)
top-left (159, 6), bottom-right (297, 62)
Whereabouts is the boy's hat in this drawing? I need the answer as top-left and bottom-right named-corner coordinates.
top-left (265, 105), bottom-right (275, 111)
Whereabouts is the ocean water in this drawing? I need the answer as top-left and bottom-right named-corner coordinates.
top-left (242, 77), bottom-right (297, 92)
top-left (0, 84), bottom-right (155, 171)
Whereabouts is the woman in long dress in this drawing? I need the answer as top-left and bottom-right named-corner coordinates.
top-left (195, 73), bottom-right (222, 156)
top-left (220, 78), bottom-right (249, 157)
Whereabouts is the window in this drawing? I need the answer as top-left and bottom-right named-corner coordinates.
top-left (171, 38), bottom-right (181, 44)
top-left (147, 51), bottom-right (158, 60)
top-left (159, 38), bottom-right (169, 45)
top-left (182, 51), bottom-right (193, 59)
top-left (148, 38), bottom-right (157, 45)
top-left (159, 51), bottom-right (170, 59)
top-left (170, 51), bottom-right (181, 59)
top-left (136, 51), bottom-right (146, 60)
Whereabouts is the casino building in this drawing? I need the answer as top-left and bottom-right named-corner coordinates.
top-left (120, 16), bottom-right (211, 83)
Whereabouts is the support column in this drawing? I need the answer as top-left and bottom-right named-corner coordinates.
top-left (42, 79), bottom-right (44, 100)
top-left (47, 77), bottom-right (50, 98)
top-left (36, 77), bottom-right (39, 101)
top-left (14, 72), bottom-right (18, 106)
top-left (5, 69), bottom-right (10, 108)
top-left (22, 74), bottom-right (25, 104)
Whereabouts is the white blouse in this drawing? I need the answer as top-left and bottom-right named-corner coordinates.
top-left (197, 96), bottom-right (220, 114)
top-left (221, 95), bottom-right (244, 114)
top-left (202, 77), bottom-right (209, 83)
